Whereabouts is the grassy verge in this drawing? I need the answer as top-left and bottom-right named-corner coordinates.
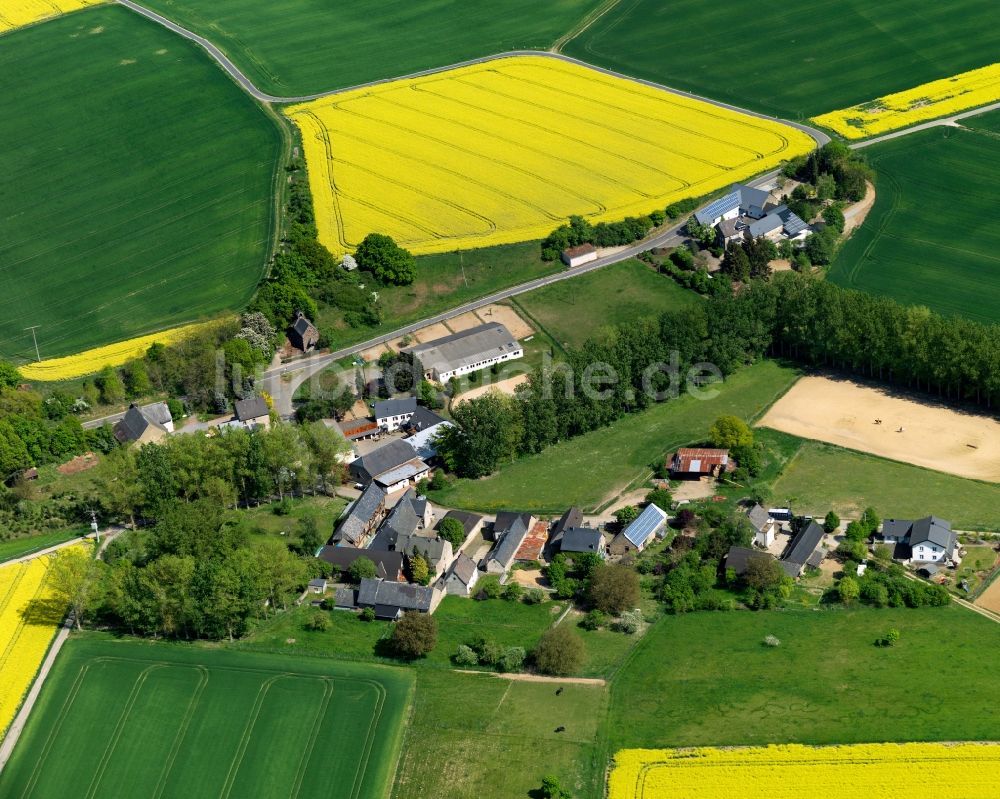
top-left (433, 360), bottom-right (800, 512)
top-left (0, 529), bottom-right (85, 563)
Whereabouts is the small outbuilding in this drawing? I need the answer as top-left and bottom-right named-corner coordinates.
top-left (288, 310), bottom-right (319, 352)
top-left (560, 243), bottom-right (598, 267)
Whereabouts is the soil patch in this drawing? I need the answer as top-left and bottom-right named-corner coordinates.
top-left (758, 376), bottom-right (1000, 482)
top-left (57, 452), bottom-right (98, 475)
top-left (454, 374), bottom-right (529, 405)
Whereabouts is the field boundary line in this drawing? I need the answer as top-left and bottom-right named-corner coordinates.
top-left (217, 673), bottom-right (282, 799)
top-left (288, 677), bottom-right (335, 799)
top-left (551, 0), bottom-right (623, 52)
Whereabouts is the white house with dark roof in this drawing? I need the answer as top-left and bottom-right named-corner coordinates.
top-left (746, 504), bottom-right (778, 548)
top-left (443, 553), bottom-right (480, 596)
top-left (880, 516), bottom-right (957, 564)
top-left (403, 323), bottom-right (522, 382)
top-left (375, 397), bottom-right (417, 432)
top-left (694, 183), bottom-right (771, 228)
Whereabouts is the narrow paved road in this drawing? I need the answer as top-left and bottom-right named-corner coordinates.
top-left (851, 100), bottom-right (1000, 149)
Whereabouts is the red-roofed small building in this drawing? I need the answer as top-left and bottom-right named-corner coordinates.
top-left (669, 448), bottom-right (730, 477)
top-left (515, 520), bottom-right (549, 563)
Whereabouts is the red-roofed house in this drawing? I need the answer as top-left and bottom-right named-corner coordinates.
top-left (669, 448), bottom-right (730, 477)
top-left (515, 520), bottom-right (549, 563)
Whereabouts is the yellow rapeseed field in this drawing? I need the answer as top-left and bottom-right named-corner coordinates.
top-left (0, 554), bottom-right (69, 735)
top-left (812, 63), bottom-right (1000, 139)
top-left (0, 0), bottom-right (104, 33)
top-left (286, 55), bottom-right (815, 256)
top-left (18, 322), bottom-right (206, 382)
top-left (609, 743), bottom-right (1000, 798)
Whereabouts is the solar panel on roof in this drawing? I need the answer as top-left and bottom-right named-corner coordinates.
top-left (623, 504), bottom-right (667, 548)
top-left (782, 214), bottom-right (808, 236)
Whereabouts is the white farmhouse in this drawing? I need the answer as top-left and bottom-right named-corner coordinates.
top-left (374, 397), bottom-right (417, 432)
top-left (880, 516), bottom-right (957, 564)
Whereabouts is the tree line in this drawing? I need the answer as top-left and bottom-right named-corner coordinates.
top-left (437, 270), bottom-right (1000, 478)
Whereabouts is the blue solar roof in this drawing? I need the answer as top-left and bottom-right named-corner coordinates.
top-left (694, 191), bottom-right (740, 225)
top-left (781, 212), bottom-right (809, 237)
top-left (623, 504), bottom-right (668, 548)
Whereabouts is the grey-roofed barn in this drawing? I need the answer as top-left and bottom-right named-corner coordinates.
top-left (403, 322), bottom-right (522, 382)
top-left (318, 546), bottom-right (403, 581)
top-left (747, 504), bottom-right (771, 532)
top-left (332, 482), bottom-right (387, 546)
top-left (493, 511), bottom-right (535, 540)
top-left (351, 439), bottom-right (425, 484)
top-left (782, 520), bottom-right (826, 574)
top-left (357, 577), bottom-right (438, 618)
top-left (560, 527), bottom-right (604, 555)
top-left (444, 553), bottom-right (480, 595)
top-left (484, 517), bottom-right (529, 574)
top-left (404, 406), bottom-right (448, 433)
top-left (548, 507), bottom-right (584, 550)
top-left (234, 395), bottom-right (270, 422)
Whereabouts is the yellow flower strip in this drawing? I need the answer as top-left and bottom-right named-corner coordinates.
top-left (19, 322), bottom-right (207, 382)
top-left (609, 743), bottom-right (1000, 798)
top-left (0, 0), bottom-right (106, 34)
top-left (0, 553), bottom-right (72, 736)
top-left (812, 63), bottom-right (1000, 139)
top-left (285, 55), bottom-right (815, 256)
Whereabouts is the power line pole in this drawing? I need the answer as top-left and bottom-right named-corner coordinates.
top-left (24, 326), bottom-right (42, 362)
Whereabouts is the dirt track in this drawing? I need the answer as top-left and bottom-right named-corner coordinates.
top-left (758, 376), bottom-right (1000, 482)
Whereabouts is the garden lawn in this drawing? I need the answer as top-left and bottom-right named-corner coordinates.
top-left (434, 360), bottom-right (799, 512)
top-left (828, 123), bottom-right (1000, 323)
top-left (564, 0), bottom-right (1000, 119)
top-left (240, 495), bottom-right (347, 548)
top-left (139, 0), bottom-right (605, 97)
top-left (768, 439), bottom-right (1000, 529)
top-left (0, 6), bottom-right (281, 360)
top-left (609, 605), bottom-right (1000, 750)
top-left (0, 636), bottom-right (413, 799)
top-left (513, 259), bottom-right (698, 351)
top-left (392, 669), bottom-right (606, 799)
top-left (318, 242), bottom-right (561, 350)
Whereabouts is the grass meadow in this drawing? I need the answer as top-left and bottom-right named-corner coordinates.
top-left (0, 637), bottom-right (413, 799)
top-left (767, 437), bottom-right (1000, 529)
top-left (829, 119), bottom-right (1000, 323)
top-left (434, 360), bottom-right (800, 512)
top-left (0, 6), bottom-right (281, 360)
top-left (565, 0), bottom-right (1000, 119)
top-left (513, 260), bottom-right (698, 351)
top-left (139, 0), bottom-right (605, 97)
top-left (609, 606), bottom-right (1000, 750)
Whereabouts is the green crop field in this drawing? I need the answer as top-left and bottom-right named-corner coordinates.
top-left (608, 606), bottom-right (1000, 750)
top-left (767, 438), bottom-right (1000, 529)
top-left (513, 259), bottom-right (698, 351)
top-left (434, 360), bottom-right (799, 512)
top-left (829, 120), bottom-right (1000, 322)
top-left (0, 6), bottom-right (281, 360)
top-left (393, 670), bottom-right (606, 799)
top-left (0, 637), bottom-right (413, 799)
top-left (138, 0), bottom-right (605, 97)
top-left (564, 0), bottom-right (1000, 119)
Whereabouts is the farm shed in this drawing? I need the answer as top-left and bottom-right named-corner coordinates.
top-left (609, 503), bottom-right (667, 556)
top-left (561, 243), bottom-right (598, 267)
top-left (403, 323), bottom-right (522, 382)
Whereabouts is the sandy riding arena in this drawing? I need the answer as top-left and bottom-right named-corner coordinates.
top-left (758, 376), bottom-right (1000, 482)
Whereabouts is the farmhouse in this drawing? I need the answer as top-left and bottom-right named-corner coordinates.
top-left (879, 516), bottom-right (957, 563)
top-left (350, 439), bottom-right (430, 493)
top-left (443, 553), bottom-right (480, 596)
top-left (331, 482), bottom-right (388, 547)
top-left (403, 323), bottom-right (523, 382)
top-left (233, 395), bottom-right (271, 431)
top-left (694, 183), bottom-right (770, 227)
top-left (559, 527), bottom-right (605, 558)
top-left (781, 520), bottom-right (827, 577)
top-left (288, 310), bottom-right (319, 352)
top-left (746, 205), bottom-right (810, 242)
top-left (356, 577), bottom-right (442, 619)
top-left (113, 402), bottom-right (173, 445)
top-left (561, 243), bottom-right (598, 267)
top-left (318, 546), bottom-right (403, 581)
top-left (668, 448), bottom-right (730, 477)
top-left (609, 503), bottom-right (668, 556)
top-left (548, 507), bottom-right (584, 552)
top-left (375, 397), bottom-right (417, 432)
top-left (746, 504), bottom-right (779, 548)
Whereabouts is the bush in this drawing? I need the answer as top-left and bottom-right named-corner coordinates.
top-left (453, 644), bottom-right (479, 666)
top-left (589, 564), bottom-right (640, 615)
top-left (763, 634), bottom-right (781, 647)
top-left (305, 612), bottom-right (331, 632)
top-left (498, 646), bottom-right (526, 673)
top-left (476, 575), bottom-right (502, 600)
top-left (823, 511), bottom-right (840, 534)
top-left (533, 625), bottom-right (584, 676)
top-left (349, 557), bottom-right (377, 583)
top-left (391, 612), bottom-right (438, 658)
top-left (502, 581), bottom-right (523, 601)
top-left (437, 516), bottom-right (466, 548)
top-left (272, 497), bottom-right (293, 516)
top-left (523, 588), bottom-right (545, 605)
top-left (354, 233), bottom-right (416, 285)
top-left (579, 609), bottom-right (607, 631)
top-left (613, 608), bottom-right (642, 634)
top-left (884, 628), bottom-right (900, 646)
top-left (360, 607), bottom-right (376, 622)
